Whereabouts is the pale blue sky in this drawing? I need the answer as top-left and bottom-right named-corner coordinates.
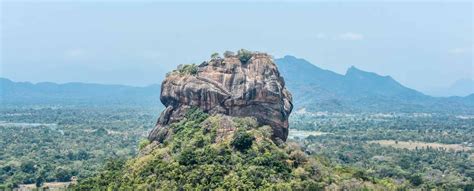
top-left (1, 1), bottom-right (472, 93)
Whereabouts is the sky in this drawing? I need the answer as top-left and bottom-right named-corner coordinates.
top-left (1, 1), bottom-right (473, 94)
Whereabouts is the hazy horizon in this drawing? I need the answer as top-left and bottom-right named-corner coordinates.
top-left (2, 2), bottom-right (474, 190)
top-left (1, 1), bottom-right (473, 94)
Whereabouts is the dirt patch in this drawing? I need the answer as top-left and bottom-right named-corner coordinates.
top-left (18, 182), bottom-right (71, 191)
top-left (288, 129), bottom-right (330, 139)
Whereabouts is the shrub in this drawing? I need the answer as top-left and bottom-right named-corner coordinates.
top-left (178, 148), bottom-right (198, 166)
top-left (93, 127), bottom-right (108, 136)
top-left (54, 167), bottom-right (72, 182)
top-left (410, 173), bottom-right (423, 186)
top-left (138, 139), bottom-right (150, 150)
top-left (237, 49), bottom-right (253, 63)
top-left (223, 51), bottom-right (235, 58)
top-left (185, 107), bottom-right (209, 123)
top-left (233, 117), bottom-right (258, 130)
top-left (231, 130), bottom-right (255, 152)
top-left (20, 161), bottom-right (36, 173)
top-left (289, 150), bottom-right (307, 167)
top-left (176, 64), bottom-right (198, 75)
top-left (211, 52), bottom-right (220, 59)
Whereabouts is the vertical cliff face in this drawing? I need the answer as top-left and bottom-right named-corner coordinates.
top-left (148, 51), bottom-right (293, 142)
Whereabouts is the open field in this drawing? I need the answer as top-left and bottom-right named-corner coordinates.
top-left (18, 182), bottom-right (71, 191)
top-left (0, 121), bottom-right (57, 128)
top-left (368, 140), bottom-right (471, 152)
top-left (288, 129), bottom-right (329, 139)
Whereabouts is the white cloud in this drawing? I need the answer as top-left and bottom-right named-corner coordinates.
top-left (338, 32), bottom-right (364, 41)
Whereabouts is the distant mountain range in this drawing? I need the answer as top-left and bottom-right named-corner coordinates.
top-left (275, 56), bottom-right (474, 113)
top-left (1, 55), bottom-right (473, 113)
top-left (425, 79), bottom-right (474, 97)
top-left (0, 78), bottom-right (161, 106)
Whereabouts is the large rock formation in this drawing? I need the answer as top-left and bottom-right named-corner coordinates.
top-left (148, 51), bottom-right (293, 142)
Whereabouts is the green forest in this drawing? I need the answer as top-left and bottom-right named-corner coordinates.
top-left (1, 106), bottom-right (472, 190)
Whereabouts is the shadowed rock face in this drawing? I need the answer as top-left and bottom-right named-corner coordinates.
top-left (148, 52), bottom-right (293, 142)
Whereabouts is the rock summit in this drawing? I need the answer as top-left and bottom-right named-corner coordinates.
top-left (148, 50), bottom-right (293, 142)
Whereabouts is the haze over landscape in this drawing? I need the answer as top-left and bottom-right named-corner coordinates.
top-left (1, 1), bottom-right (472, 96)
top-left (1, 1), bottom-right (473, 190)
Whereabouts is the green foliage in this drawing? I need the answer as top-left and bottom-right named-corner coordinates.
top-left (223, 50), bottom-right (235, 58)
top-left (54, 167), bottom-right (72, 182)
top-left (210, 52), bottom-right (220, 59)
top-left (231, 130), bottom-right (255, 152)
top-left (75, 114), bottom-right (342, 190)
top-left (20, 161), bottom-right (36, 174)
top-left (3, 104), bottom-right (471, 190)
top-left (0, 106), bottom-right (156, 189)
top-left (76, 159), bottom-right (126, 190)
top-left (292, 112), bottom-right (474, 190)
top-left (177, 148), bottom-right (198, 166)
top-left (138, 139), bottom-right (150, 150)
top-left (175, 64), bottom-right (198, 76)
top-left (289, 150), bottom-right (307, 168)
top-left (93, 127), bottom-right (108, 136)
top-left (184, 107), bottom-right (209, 123)
top-left (409, 173), bottom-right (423, 186)
top-left (237, 49), bottom-right (253, 63)
top-left (233, 117), bottom-right (258, 130)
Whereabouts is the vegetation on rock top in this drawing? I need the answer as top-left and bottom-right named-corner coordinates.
top-left (168, 64), bottom-right (199, 76)
top-left (237, 49), bottom-right (253, 63)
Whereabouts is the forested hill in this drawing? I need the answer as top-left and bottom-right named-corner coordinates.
top-left (0, 78), bottom-right (161, 106)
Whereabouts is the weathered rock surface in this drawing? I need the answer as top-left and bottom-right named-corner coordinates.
top-left (148, 52), bottom-right (293, 142)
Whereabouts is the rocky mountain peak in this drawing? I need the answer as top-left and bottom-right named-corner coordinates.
top-left (148, 50), bottom-right (293, 142)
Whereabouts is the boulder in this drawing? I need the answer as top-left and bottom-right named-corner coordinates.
top-left (148, 51), bottom-right (293, 142)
